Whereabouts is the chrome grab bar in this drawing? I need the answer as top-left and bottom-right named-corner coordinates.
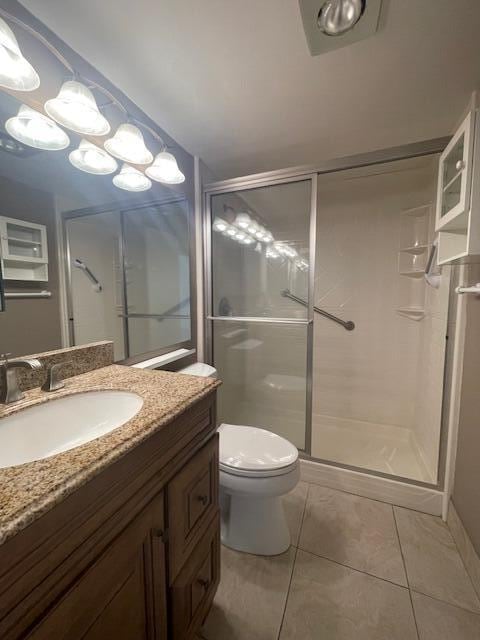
top-left (281, 289), bottom-right (355, 331)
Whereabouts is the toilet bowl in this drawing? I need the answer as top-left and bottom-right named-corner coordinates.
top-left (218, 423), bottom-right (299, 556)
top-left (177, 362), bottom-right (300, 556)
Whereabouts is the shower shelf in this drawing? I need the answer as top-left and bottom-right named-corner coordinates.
top-left (399, 270), bottom-right (425, 278)
top-left (399, 244), bottom-right (428, 255)
top-left (396, 306), bottom-right (425, 320)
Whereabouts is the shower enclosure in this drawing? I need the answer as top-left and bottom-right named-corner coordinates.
top-left (64, 197), bottom-right (194, 362)
top-left (205, 139), bottom-right (451, 494)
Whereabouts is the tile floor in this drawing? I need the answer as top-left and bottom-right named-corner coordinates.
top-left (200, 482), bottom-right (480, 640)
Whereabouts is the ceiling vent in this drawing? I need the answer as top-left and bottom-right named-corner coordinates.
top-left (299, 0), bottom-right (383, 56)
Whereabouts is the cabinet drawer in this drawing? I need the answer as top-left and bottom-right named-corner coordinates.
top-left (170, 513), bottom-right (220, 640)
top-left (168, 435), bottom-right (219, 582)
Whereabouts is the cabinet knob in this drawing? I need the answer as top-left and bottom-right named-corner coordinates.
top-left (152, 528), bottom-right (165, 540)
top-left (197, 494), bottom-right (209, 506)
top-left (197, 578), bottom-right (210, 591)
top-left (456, 160), bottom-right (466, 171)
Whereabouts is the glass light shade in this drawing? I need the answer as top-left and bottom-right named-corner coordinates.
top-left (234, 212), bottom-right (251, 229)
top-left (235, 231), bottom-right (247, 242)
top-left (69, 139), bottom-right (117, 175)
top-left (240, 235), bottom-right (255, 245)
top-left (5, 104), bottom-right (69, 150)
top-left (146, 151), bottom-right (185, 184)
top-left (213, 217), bottom-right (229, 232)
top-left (45, 80), bottom-right (110, 135)
top-left (0, 17), bottom-right (39, 91)
top-left (104, 123), bottom-right (153, 164)
top-left (113, 163), bottom-right (152, 192)
top-left (266, 247), bottom-right (280, 259)
top-left (225, 227), bottom-right (237, 238)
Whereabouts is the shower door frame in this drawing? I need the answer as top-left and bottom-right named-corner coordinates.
top-left (62, 194), bottom-right (197, 364)
top-left (204, 173), bottom-right (318, 455)
top-left (203, 136), bottom-right (451, 487)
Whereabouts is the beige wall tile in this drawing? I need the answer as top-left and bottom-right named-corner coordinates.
top-left (280, 550), bottom-right (417, 640)
top-left (299, 485), bottom-right (407, 585)
top-left (394, 506), bottom-right (480, 612)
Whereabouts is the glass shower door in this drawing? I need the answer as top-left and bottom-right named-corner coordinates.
top-left (207, 177), bottom-right (315, 452)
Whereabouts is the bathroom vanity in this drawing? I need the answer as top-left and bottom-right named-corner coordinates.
top-left (0, 360), bottom-right (220, 640)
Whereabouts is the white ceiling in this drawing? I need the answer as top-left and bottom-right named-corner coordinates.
top-left (21, 1), bottom-right (480, 179)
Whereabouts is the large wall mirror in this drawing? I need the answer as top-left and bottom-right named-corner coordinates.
top-left (0, 2), bottom-right (195, 362)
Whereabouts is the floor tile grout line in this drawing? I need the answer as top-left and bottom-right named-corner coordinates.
top-left (445, 511), bottom-right (480, 607)
top-left (276, 483), bottom-right (310, 640)
top-left (296, 543), bottom-right (411, 591)
top-left (392, 505), bottom-right (411, 588)
top-left (276, 545), bottom-right (298, 640)
top-left (392, 505), bottom-right (421, 640)
top-left (296, 481), bottom-right (310, 545)
top-left (409, 586), bottom-right (480, 618)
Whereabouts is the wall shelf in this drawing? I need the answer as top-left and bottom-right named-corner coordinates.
top-left (400, 244), bottom-right (428, 255)
top-left (400, 270), bottom-right (425, 279)
top-left (0, 215), bottom-right (48, 281)
top-left (396, 307), bottom-right (425, 320)
top-left (435, 95), bottom-right (480, 264)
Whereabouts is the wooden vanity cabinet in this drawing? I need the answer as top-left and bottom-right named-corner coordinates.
top-left (0, 392), bottom-right (219, 640)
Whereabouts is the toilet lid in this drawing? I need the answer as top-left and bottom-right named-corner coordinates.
top-left (218, 424), bottom-right (298, 472)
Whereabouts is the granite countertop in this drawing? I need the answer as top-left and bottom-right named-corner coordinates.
top-left (0, 364), bottom-right (220, 546)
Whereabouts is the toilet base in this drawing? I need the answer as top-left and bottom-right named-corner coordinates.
top-left (220, 491), bottom-right (291, 556)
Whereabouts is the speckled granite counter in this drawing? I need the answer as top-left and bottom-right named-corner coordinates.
top-left (0, 364), bottom-right (220, 546)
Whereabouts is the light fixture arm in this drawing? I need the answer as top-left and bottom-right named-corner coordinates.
top-left (130, 117), bottom-right (168, 151)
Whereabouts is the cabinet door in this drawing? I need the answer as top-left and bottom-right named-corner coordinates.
top-left (26, 492), bottom-right (168, 640)
top-left (436, 111), bottom-right (474, 230)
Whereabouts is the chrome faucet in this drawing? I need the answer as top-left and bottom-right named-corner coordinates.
top-left (0, 353), bottom-right (43, 404)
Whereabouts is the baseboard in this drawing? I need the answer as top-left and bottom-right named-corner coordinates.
top-left (447, 501), bottom-right (480, 599)
top-left (300, 459), bottom-right (443, 515)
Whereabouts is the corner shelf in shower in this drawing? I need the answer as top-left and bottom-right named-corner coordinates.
top-left (399, 244), bottom-right (428, 255)
top-left (399, 270), bottom-right (425, 278)
top-left (397, 204), bottom-right (432, 321)
top-left (396, 306), bottom-right (425, 320)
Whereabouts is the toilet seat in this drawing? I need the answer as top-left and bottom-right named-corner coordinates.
top-left (220, 460), bottom-right (298, 478)
top-left (218, 423), bottom-right (299, 477)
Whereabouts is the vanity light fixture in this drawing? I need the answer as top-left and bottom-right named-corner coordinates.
top-left (239, 235), bottom-right (255, 245)
top-left (113, 163), bottom-right (152, 192)
top-left (263, 231), bottom-right (274, 243)
top-left (266, 246), bottom-right (280, 259)
top-left (104, 123), bottom-right (153, 165)
top-left (213, 217), bottom-right (229, 232)
top-left (234, 212), bottom-right (252, 229)
top-left (45, 80), bottom-right (110, 136)
top-left (69, 139), bottom-right (117, 175)
top-left (146, 150), bottom-right (185, 184)
top-left (0, 16), bottom-right (39, 91)
top-left (5, 104), bottom-right (69, 150)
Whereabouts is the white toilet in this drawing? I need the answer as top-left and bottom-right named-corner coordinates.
top-left (177, 363), bottom-right (300, 556)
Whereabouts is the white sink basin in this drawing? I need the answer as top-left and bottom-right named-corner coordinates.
top-left (0, 390), bottom-right (143, 469)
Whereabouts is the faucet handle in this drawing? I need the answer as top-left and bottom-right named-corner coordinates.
top-left (42, 361), bottom-right (72, 392)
